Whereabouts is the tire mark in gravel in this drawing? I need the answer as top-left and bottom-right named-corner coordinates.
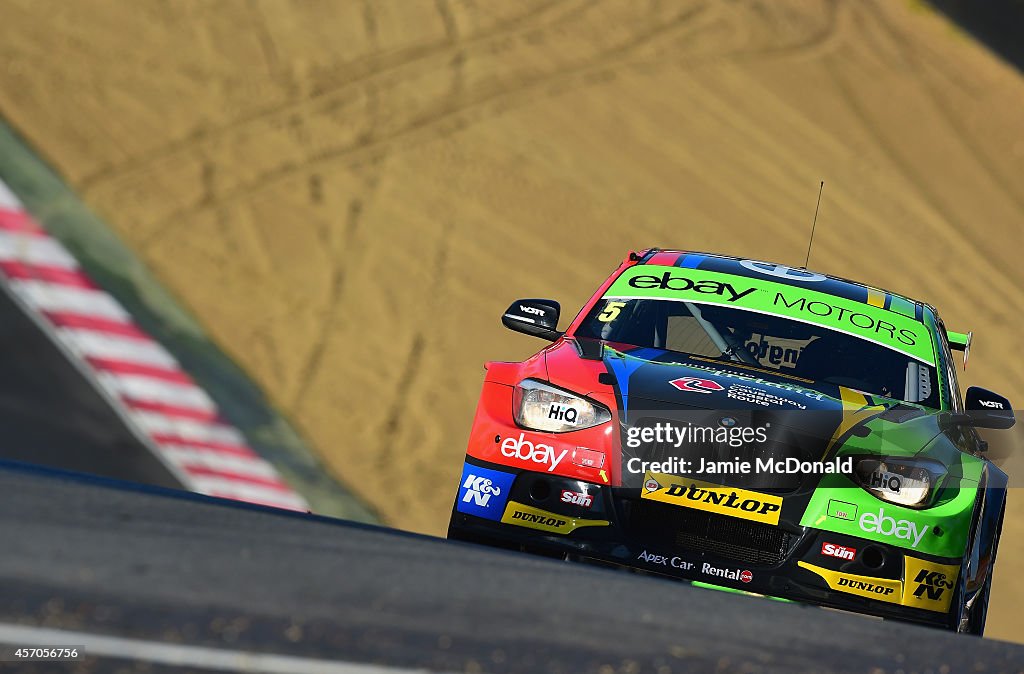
top-left (77, 0), bottom-right (573, 194)
top-left (374, 219), bottom-right (453, 478)
top-left (725, 0), bottom-right (841, 64)
top-left (435, 0), bottom-right (458, 41)
top-left (248, 0), bottom-right (282, 76)
top-left (103, 0), bottom-right (696, 224)
top-left (136, 3), bottom-right (716, 249)
top-left (435, 0), bottom-right (466, 99)
top-left (375, 332), bottom-right (426, 473)
top-left (288, 160), bottom-right (387, 412)
top-left (288, 192), bottom-right (366, 412)
top-left (608, 0), bottom-right (840, 73)
top-left (289, 0), bottom-right (386, 412)
top-left (141, 0), bottom-right (841, 248)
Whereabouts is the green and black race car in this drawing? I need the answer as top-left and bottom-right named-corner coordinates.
top-left (449, 250), bottom-right (1014, 635)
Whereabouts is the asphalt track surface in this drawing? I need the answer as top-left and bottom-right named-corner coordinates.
top-left (0, 463), bottom-right (1021, 674)
top-left (0, 280), bottom-right (179, 488)
top-left (0, 250), bottom-right (1021, 673)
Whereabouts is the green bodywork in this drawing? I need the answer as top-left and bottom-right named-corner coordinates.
top-left (800, 411), bottom-right (984, 558)
top-left (947, 331), bottom-right (971, 350)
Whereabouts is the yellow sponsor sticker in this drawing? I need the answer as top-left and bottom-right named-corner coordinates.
top-left (798, 561), bottom-right (903, 605)
top-left (902, 557), bottom-right (959, 612)
top-left (500, 501), bottom-right (610, 534)
top-left (640, 471), bottom-right (783, 525)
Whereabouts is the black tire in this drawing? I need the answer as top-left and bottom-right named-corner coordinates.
top-left (951, 504), bottom-right (1003, 635)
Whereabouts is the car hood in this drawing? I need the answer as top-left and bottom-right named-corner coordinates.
top-left (547, 339), bottom-right (954, 490)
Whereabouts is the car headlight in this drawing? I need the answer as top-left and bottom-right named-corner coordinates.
top-left (852, 457), bottom-right (944, 508)
top-left (513, 379), bottom-right (612, 433)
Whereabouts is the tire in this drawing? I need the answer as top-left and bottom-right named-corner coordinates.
top-left (952, 504), bottom-right (1003, 636)
top-left (963, 563), bottom-right (993, 635)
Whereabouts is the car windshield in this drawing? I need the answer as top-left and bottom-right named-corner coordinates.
top-left (575, 298), bottom-right (939, 407)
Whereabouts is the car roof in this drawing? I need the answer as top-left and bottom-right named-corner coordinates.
top-left (639, 249), bottom-right (929, 323)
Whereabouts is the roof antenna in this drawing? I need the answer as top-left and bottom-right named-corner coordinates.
top-left (802, 180), bottom-right (824, 269)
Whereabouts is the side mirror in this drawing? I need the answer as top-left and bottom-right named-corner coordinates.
top-left (961, 386), bottom-right (1015, 430)
top-left (502, 299), bottom-right (562, 341)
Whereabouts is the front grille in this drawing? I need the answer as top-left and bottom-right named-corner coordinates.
top-left (629, 499), bottom-right (794, 566)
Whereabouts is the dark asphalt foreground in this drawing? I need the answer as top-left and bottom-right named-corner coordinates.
top-left (0, 465), bottom-right (1022, 674)
top-left (0, 282), bottom-right (179, 488)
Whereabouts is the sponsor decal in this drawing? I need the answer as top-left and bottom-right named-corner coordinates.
top-left (688, 355), bottom-right (816, 384)
top-left (798, 562), bottom-right (902, 604)
top-left (682, 362), bottom-right (826, 403)
top-left (743, 332), bottom-right (817, 370)
top-left (500, 433), bottom-right (568, 473)
top-left (701, 563), bottom-right (753, 583)
top-left (641, 471), bottom-right (783, 525)
top-left (455, 463), bottom-right (515, 520)
top-left (868, 469), bottom-right (902, 494)
top-left (547, 402), bottom-right (581, 424)
top-left (859, 507), bottom-right (928, 549)
top-left (827, 499), bottom-right (858, 522)
top-left (636, 549), bottom-right (695, 570)
top-left (726, 383), bottom-right (808, 409)
top-left (902, 557), bottom-right (959, 612)
top-left (500, 502), bottom-right (609, 534)
top-left (978, 399), bottom-right (1004, 409)
top-left (739, 260), bottom-right (826, 282)
top-left (560, 489), bottom-right (593, 508)
top-left (572, 447), bottom-right (606, 469)
top-left (838, 577), bottom-right (895, 596)
top-left (669, 377), bottom-right (724, 394)
top-left (821, 542), bottom-right (856, 561)
top-left (801, 560), bottom-right (957, 613)
top-left (626, 271), bottom-right (756, 303)
top-left (773, 292), bottom-right (917, 347)
top-left (604, 266), bottom-right (935, 365)
top-left (519, 305), bottom-right (546, 316)
top-left (739, 260), bottom-right (827, 282)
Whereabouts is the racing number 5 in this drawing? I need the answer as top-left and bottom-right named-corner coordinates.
top-left (598, 301), bottom-right (626, 322)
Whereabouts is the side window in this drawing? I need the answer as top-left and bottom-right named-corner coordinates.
top-left (935, 319), bottom-right (963, 411)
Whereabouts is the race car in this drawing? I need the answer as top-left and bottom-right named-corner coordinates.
top-left (448, 249), bottom-right (1014, 635)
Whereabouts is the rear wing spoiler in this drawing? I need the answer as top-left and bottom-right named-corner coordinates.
top-left (948, 330), bottom-right (972, 369)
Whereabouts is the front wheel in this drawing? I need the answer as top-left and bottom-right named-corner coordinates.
top-left (951, 504), bottom-right (1003, 636)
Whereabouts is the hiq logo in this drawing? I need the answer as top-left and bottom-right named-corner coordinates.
top-left (547, 402), bottom-right (579, 424)
top-left (456, 463), bottom-right (515, 521)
